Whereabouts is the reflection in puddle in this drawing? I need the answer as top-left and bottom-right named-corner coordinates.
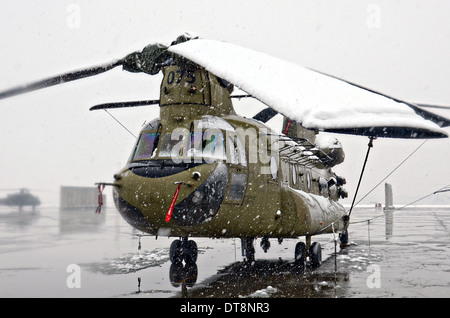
top-left (172, 259), bottom-right (349, 298)
top-left (59, 208), bottom-right (106, 234)
top-left (2, 206), bottom-right (449, 298)
top-left (84, 246), bottom-right (353, 298)
top-left (0, 209), bottom-right (40, 228)
top-left (84, 248), bottom-right (170, 275)
top-left (170, 262), bottom-right (199, 290)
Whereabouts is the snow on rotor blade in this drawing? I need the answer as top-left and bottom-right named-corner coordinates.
top-left (169, 39), bottom-right (447, 138)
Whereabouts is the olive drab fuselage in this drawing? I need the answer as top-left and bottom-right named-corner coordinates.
top-left (112, 64), bottom-right (348, 239)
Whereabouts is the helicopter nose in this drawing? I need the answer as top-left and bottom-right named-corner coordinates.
top-left (113, 162), bottom-right (229, 231)
top-left (113, 189), bottom-right (156, 233)
top-left (170, 163), bottom-right (228, 226)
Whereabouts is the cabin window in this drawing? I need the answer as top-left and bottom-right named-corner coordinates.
top-left (306, 171), bottom-right (311, 190)
top-left (227, 137), bottom-right (238, 165)
top-left (198, 130), bottom-right (226, 161)
top-left (292, 165), bottom-right (297, 186)
top-left (281, 160), bottom-right (289, 184)
top-left (132, 131), bottom-right (161, 160)
top-left (270, 156), bottom-right (278, 180)
top-left (318, 177), bottom-right (328, 195)
top-left (187, 130), bottom-right (226, 161)
top-left (227, 135), bottom-right (247, 166)
top-left (226, 172), bottom-right (247, 202)
top-left (235, 137), bottom-right (247, 166)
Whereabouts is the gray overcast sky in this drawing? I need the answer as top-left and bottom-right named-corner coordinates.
top-left (0, 0), bottom-right (449, 206)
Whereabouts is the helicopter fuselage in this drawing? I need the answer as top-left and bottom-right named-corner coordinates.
top-left (111, 65), bottom-right (348, 239)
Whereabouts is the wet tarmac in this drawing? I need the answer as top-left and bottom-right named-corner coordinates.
top-left (0, 205), bottom-right (449, 298)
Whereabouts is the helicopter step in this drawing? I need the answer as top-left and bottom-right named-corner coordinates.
top-left (241, 237), bottom-right (256, 263)
top-left (169, 237), bottom-right (198, 264)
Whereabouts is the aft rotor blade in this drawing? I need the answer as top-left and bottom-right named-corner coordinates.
top-left (0, 60), bottom-right (123, 100)
top-left (415, 103), bottom-right (450, 110)
top-left (252, 107), bottom-right (279, 123)
top-left (169, 39), bottom-right (449, 139)
top-left (89, 99), bottom-right (160, 111)
top-left (406, 104), bottom-right (450, 128)
top-left (306, 69), bottom-right (450, 129)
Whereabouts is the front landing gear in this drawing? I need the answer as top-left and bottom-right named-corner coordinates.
top-left (294, 236), bottom-right (322, 269)
top-left (169, 237), bottom-right (198, 264)
top-left (169, 237), bottom-right (199, 291)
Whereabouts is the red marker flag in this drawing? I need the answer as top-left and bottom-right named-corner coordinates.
top-left (165, 183), bottom-right (181, 222)
top-left (95, 184), bottom-right (105, 214)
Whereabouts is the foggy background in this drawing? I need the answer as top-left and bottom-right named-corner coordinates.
top-left (0, 0), bottom-right (449, 207)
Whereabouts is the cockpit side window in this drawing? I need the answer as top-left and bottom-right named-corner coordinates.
top-left (227, 135), bottom-right (247, 166)
top-left (132, 131), bottom-right (161, 160)
top-left (185, 129), bottom-right (226, 161)
top-left (199, 130), bottom-right (226, 161)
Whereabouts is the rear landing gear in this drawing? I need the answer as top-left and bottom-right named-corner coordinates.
top-left (294, 237), bottom-right (322, 269)
top-left (309, 242), bottom-right (322, 268)
top-left (294, 242), bottom-right (307, 267)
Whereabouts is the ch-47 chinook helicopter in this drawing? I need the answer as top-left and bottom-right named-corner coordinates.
top-left (0, 188), bottom-right (41, 211)
top-left (1, 34), bottom-right (449, 268)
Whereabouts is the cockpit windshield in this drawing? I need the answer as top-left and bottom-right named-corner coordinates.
top-left (130, 116), bottom-right (246, 164)
top-left (158, 129), bottom-right (226, 162)
top-left (131, 129), bottom-right (227, 162)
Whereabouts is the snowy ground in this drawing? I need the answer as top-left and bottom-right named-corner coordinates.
top-left (0, 205), bottom-right (449, 298)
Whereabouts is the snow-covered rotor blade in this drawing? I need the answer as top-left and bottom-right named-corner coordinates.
top-left (169, 39), bottom-right (448, 139)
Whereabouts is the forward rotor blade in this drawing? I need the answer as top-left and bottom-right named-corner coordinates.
top-left (0, 60), bottom-right (123, 100)
top-left (89, 99), bottom-right (160, 111)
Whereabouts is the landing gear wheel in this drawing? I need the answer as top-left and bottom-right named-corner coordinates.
top-left (170, 239), bottom-right (183, 264)
top-left (339, 231), bottom-right (349, 247)
top-left (294, 242), bottom-right (307, 267)
top-left (170, 238), bottom-right (198, 264)
top-left (309, 242), bottom-right (322, 268)
top-left (260, 237), bottom-right (271, 253)
top-left (184, 240), bottom-right (198, 264)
